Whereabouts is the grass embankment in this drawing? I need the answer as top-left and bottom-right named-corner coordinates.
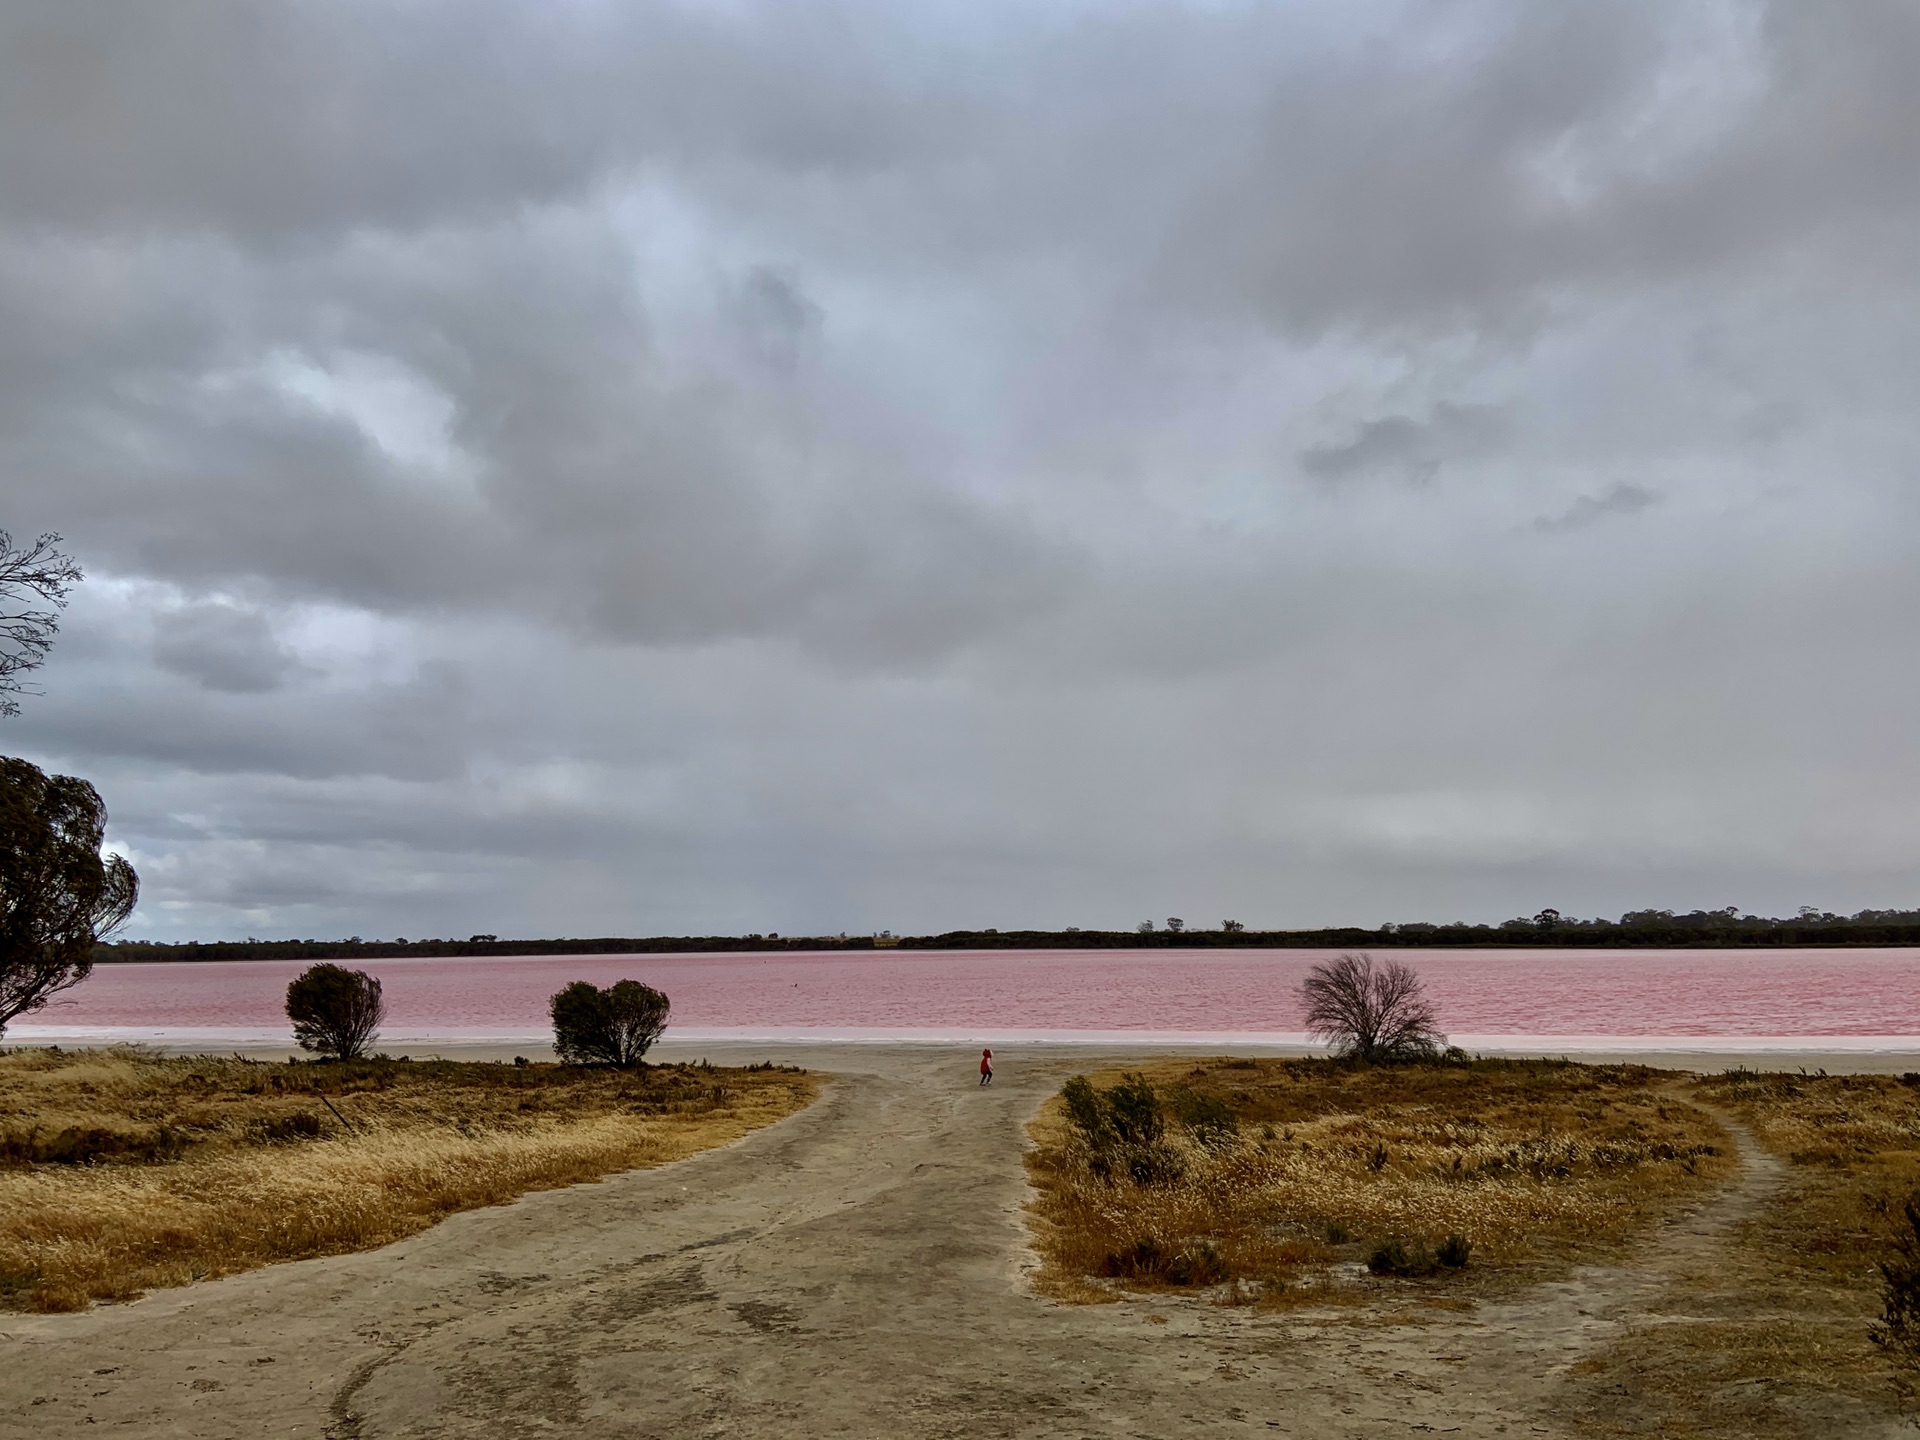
top-left (1025, 1055), bottom-right (1732, 1304)
top-left (1566, 1070), bottom-right (1920, 1436)
top-left (0, 1047), bottom-right (817, 1313)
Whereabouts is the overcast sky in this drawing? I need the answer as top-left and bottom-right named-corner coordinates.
top-left (4, 0), bottom-right (1918, 941)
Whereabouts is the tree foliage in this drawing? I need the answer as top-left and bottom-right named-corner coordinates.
top-left (284, 963), bottom-right (386, 1059)
top-left (1300, 952), bottom-right (1444, 1062)
top-left (0, 532), bottom-right (82, 719)
top-left (549, 978), bottom-right (670, 1067)
top-left (0, 757), bottom-right (138, 1035)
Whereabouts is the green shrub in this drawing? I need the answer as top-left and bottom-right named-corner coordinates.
top-left (1103, 1236), bottom-right (1165, 1278)
top-left (1062, 1074), bottom-right (1185, 1183)
top-left (1367, 1238), bottom-right (1437, 1277)
top-left (1101, 1236), bottom-right (1229, 1287)
top-left (1104, 1073), bottom-right (1164, 1144)
top-left (549, 979), bottom-right (671, 1068)
top-left (285, 964), bottom-right (385, 1060)
top-left (1436, 1233), bottom-right (1472, 1268)
top-left (1121, 1141), bottom-right (1186, 1185)
top-left (1169, 1087), bottom-right (1239, 1146)
top-left (1063, 1075), bottom-right (1107, 1144)
top-left (1165, 1240), bottom-right (1228, 1287)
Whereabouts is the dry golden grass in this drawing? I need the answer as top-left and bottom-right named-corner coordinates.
top-left (0, 1047), bottom-right (816, 1313)
top-left (1562, 1069), bottom-right (1920, 1437)
top-left (1025, 1055), bottom-right (1732, 1305)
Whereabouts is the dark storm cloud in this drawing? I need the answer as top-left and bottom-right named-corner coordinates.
top-left (3, 0), bottom-right (1919, 938)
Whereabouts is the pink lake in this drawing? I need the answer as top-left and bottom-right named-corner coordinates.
top-left (12, 947), bottom-right (1920, 1049)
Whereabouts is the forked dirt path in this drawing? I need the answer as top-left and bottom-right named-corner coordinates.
top-left (0, 1048), bottom-right (1891, 1439)
top-left (1327, 1095), bottom-right (1799, 1431)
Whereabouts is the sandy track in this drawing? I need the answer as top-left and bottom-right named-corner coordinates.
top-left (0, 1046), bottom-right (1903, 1439)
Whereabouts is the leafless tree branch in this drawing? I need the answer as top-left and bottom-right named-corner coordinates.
top-left (1301, 952), bottom-right (1445, 1062)
top-left (0, 531), bottom-right (83, 718)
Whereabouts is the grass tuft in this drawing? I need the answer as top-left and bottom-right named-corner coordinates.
top-left (1366, 1238), bottom-right (1433, 1277)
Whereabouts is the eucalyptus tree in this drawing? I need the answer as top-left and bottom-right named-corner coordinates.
top-left (0, 757), bottom-right (139, 1035)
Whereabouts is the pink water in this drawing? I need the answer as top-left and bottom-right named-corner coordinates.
top-left (13, 948), bottom-right (1919, 1047)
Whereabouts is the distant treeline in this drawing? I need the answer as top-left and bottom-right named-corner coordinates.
top-left (93, 907), bottom-right (1920, 962)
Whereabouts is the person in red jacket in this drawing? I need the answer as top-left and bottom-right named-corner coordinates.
top-left (979, 1048), bottom-right (994, 1086)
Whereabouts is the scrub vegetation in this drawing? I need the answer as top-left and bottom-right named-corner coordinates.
top-left (0, 1046), bottom-right (815, 1313)
top-left (1561, 1069), bottom-right (1920, 1435)
top-left (1029, 1058), bottom-right (1920, 1434)
top-left (1025, 1055), bottom-right (1733, 1304)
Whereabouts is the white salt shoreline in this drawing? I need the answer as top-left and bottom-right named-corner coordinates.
top-left (12, 1021), bottom-right (1920, 1057)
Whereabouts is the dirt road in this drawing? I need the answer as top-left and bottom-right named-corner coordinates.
top-left (0, 1045), bottom-right (1904, 1439)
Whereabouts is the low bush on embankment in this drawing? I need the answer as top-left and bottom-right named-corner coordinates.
top-left (1025, 1055), bottom-right (1732, 1304)
top-left (0, 1047), bottom-right (815, 1312)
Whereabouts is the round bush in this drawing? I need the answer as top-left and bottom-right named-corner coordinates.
top-left (284, 963), bottom-right (385, 1060)
top-left (549, 979), bottom-right (670, 1068)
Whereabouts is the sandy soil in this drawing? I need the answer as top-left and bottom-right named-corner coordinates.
top-left (1, 1042), bottom-right (1912, 1439)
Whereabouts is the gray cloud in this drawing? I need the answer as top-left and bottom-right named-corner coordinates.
top-left (1161, 1), bottom-right (1920, 332)
top-left (151, 601), bottom-right (305, 693)
top-left (0, 2), bottom-right (942, 238)
top-left (729, 266), bottom-right (825, 376)
top-left (3, 1), bottom-right (1920, 939)
top-left (1300, 405), bottom-right (1508, 484)
top-left (0, 218), bottom-right (1074, 667)
top-left (1533, 483), bottom-right (1659, 532)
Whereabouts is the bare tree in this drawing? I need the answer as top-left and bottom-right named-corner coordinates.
top-left (0, 757), bottom-right (139, 1035)
top-left (1300, 953), bottom-right (1444, 1062)
top-left (0, 532), bottom-right (82, 718)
